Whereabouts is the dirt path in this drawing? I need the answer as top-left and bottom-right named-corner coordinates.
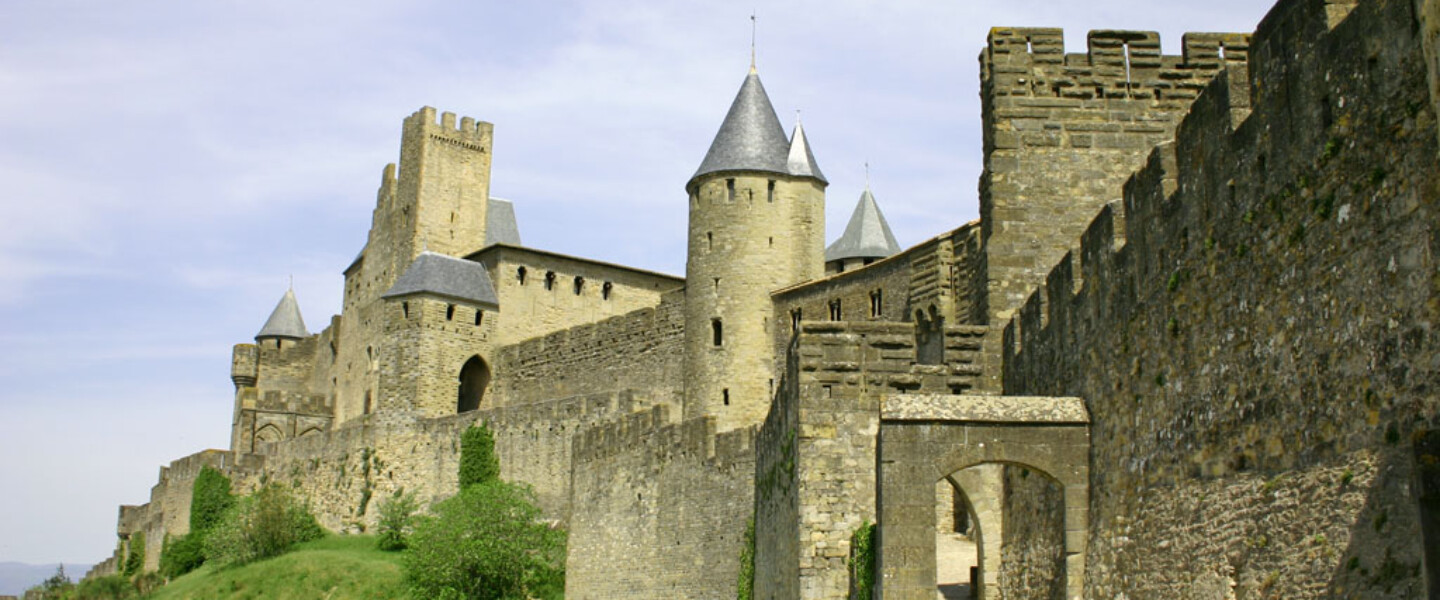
top-left (936, 533), bottom-right (977, 600)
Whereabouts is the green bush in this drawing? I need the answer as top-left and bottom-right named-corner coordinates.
top-left (158, 533), bottom-right (206, 579)
top-left (204, 483), bottom-right (325, 567)
top-left (190, 466), bottom-right (235, 534)
top-left (121, 532), bottom-right (145, 577)
top-left (375, 491), bottom-right (420, 551)
top-left (71, 573), bottom-right (135, 599)
top-left (404, 481), bottom-right (565, 600)
top-left (459, 424), bottom-right (500, 489)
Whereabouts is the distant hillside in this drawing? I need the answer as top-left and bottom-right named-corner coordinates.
top-left (0, 562), bottom-right (91, 596)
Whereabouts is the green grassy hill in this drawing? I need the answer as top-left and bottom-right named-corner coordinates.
top-left (150, 535), bottom-right (406, 600)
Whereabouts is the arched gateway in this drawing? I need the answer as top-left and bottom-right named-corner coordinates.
top-left (878, 395), bottom-right (1090, 600)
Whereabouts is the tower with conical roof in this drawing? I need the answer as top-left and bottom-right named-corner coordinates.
top-left (254, 288), bottom-right (309, 348)
top-left (824, 186), bottom-right (902, 274)
top-left (683, 65), bottom-right (827, 432)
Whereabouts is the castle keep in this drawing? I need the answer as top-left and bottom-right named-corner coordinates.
top-left (93, 0), bottom-right (1440, 597)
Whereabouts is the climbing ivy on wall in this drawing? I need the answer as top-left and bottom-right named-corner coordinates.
top-left (122, 531), bottom-right (145, 577)
top-left (459, 423), bottom-right (500, 489)
top-left (737, 517), bottom-right (755, 600)
top-left (849, 522), bottom-right (876, 600)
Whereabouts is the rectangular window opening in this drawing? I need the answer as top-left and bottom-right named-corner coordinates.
top-left (712, 318), bottom-right (723, 346)
top-left (726, 178), bottom-right (736, 203)
top-left (767, 180), bottom-right (775, 203)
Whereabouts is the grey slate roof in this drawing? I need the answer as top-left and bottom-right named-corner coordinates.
top-left (786, 121), bottom-right (827, 183)
top-left (256, 288), bottom-right (309, 340)
top-left (486, 197), bottom-right (521, 246)
top-left (692, 70), bottom-right (793, 182)
top-left (382, 251), bottom-right (499, 309)
top-left (825, 188), bottom-right (902, 263)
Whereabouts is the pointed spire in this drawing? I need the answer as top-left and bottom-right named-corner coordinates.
top-left (750, 11), bottom-right (758, 73)
top-left (786, 113), bottom-right (827, 183)
top-left (825, 186), bottom-right (902, 263)
top-left (256, 288), bottom-right (309, 341)
top-left (692, 70), bottom-right (792, 183)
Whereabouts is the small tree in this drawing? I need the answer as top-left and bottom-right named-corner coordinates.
top-left (204, 483), bottom-right (324, 567)
top-left (459, 423), bottom-right (500, 489)
top-left (375, 490), bottom-right (419, 551)
top-left (122, 531), bottom-right (145, 577)
top-left (404, 481), bottom-right (565, 600)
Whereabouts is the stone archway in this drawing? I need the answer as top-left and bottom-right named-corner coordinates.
top-left (457, 355), bottom-right (491, 413)
top-left (878, 395), bottom-right (1089, 600)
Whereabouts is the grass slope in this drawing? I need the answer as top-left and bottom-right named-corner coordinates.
top-left (149, 535), bottom-right (406, 600)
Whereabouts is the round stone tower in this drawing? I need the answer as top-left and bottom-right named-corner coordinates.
top-left (683, 66), bottom-right (827, 432)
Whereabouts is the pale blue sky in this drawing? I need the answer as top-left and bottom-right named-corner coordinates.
top-left (0, 1), bottom-right (1274, 566)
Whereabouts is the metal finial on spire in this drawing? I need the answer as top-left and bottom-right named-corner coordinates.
top-left (865, 161), bottom-right (871, 189)
top-left (750, 11), bottom-right (758, 72)
top-left (288, 274), bottom-right (294, 290)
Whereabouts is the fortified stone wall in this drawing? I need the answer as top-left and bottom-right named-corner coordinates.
top-left (250, 389), bottom-right (650, 531)
top-left (231, 334), bottom-right (337, 453)
top-left (684, 172), bottom-right (827, 432)
top-left (978, 25), bottom-right (1248, 392)
top-left (772, 223), bottom-right (990, 388)
top-left (475, 245), bottom-right (683, 348)
top-left (754, 321), bottom-right (992, 600)
top-left (332, 107), bottom-right (494, 425)
top-left (567, 407), bottom-right (756, 600)
top-left (999, 466), bottom-right (1066, 600)
top-left (492, 289), bottom-right (685, 407)
top-left (1001, 0), bottom-right (1438, 596)
top-left (377, 295), bottom-right (497, 417)
top-left (108, 450), bottom-right (244, 573)
top-left (103, 389), bottom-right (651, 579)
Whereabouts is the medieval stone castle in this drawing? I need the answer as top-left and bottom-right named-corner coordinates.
top-left (89, 0), bottom-right (1440, 597)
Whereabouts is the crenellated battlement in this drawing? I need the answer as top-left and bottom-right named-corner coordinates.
top-left (572, 405), bottom-right (756, 467)
top-left (404, 106), bottom-right (492, 150)
top-left (983, 27), bottom-right (1250, 102)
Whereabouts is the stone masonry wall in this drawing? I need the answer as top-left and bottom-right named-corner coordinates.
top-left (684, 173), bottom-right (827, 432)
top-left (754, 321), bottom-right (991, 600)
top-left (249, 389), bottom-right (647, 532)
top-left (492, 289), bottom-right (685, 407)
top-left (107, 388), bottom-right (650, 578)
top-left (1002, 0), bottom-right (1438, 596)
top-left (979, 26), bottom-right (1248, 392)
top-left (106, 450), bottom-right (247, 574)
top-left (999, 465), bottom-right (1066, 600)
top-left (567, 408), bottom-right (756, 600)
top-left (378, 294), bottom-right (497, 417)
top-left (477, 245), bottom-right (683, 348)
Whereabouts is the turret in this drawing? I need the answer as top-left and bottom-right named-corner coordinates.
top-left (683, 66), bottom-right (827, 432)
top-left (255, 288), bottom-right (308, 349)
top-left (824, 186), bottom-right (901, 274)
